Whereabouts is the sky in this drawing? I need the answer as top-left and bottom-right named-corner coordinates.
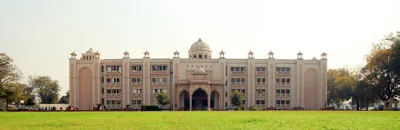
top-left (1, 0), bottom-right (400, 95)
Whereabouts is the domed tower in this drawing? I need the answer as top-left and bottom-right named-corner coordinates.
top-left (188, 38), bottom-right (212, 59)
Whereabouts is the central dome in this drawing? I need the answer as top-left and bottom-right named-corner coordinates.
top-left (190, 38), bottom-right (211, 51)
top-left (188, 38), bottom-right (212, 59)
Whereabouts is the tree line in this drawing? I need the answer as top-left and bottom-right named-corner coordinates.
top-left (328, 32), bottom-right (400, 110)
top-left (0, 53), bottom-right (69, 109)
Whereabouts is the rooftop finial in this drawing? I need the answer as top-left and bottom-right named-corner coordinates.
top-left (198, 38), bottom-right (202, 42)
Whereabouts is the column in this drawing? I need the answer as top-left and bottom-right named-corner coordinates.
top-left (189, 94), bottom-right (192, 111)
top-left (207, 93), bottom-right (211, 111)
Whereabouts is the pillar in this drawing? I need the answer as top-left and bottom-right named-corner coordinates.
top-left (189, 94), bottom-right (192, 111)
top-left (208, 93), bottom-right (211, 111)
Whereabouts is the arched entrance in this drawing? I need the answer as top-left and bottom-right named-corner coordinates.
top-left (179, 90), bottom-right (190, 110)
top-left (192, 89), bottom-right (208, 110)
top-left (211, 91), bottom-right (220, 110)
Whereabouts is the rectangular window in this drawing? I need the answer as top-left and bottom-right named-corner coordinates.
top-left (261, 100), bottom-right (265, 104)
top-left (137, 100), bottom-right (141, 104)
top-left (256, 100), bottom-right (260, 104)
top-left (194, 55), bottom-right (197, 58)
top-left (101, 77), bottom-right (104, 83)
top-left (107, 100), bottom-right (110, 105)
top-left (241, 78), bottom-right (245, 82)
top-left (199, 55), bottom-right (202, 58)
top-left (132, 78), bottom-right (137, 82)
top-left (101, 88), bottom-right (104, 94)
top-left (225, 92), bottom-right (227, 97)
top-left (281, 89), bottom-right (285, 94)
top-left (286, 79), bottom-right (290, 83)
top-left (106, 78), bottom-right (111, 83)
top-left (231, 78), bottom-right (235, 82)
top-left (132, 100), bottom-right (136, 104)
top-left (276, 67), bottom-right (281, 72)
top-left (242, 100), bottom-right (245, 104)
top-left (286, 68), bottom-right (290, 72)
top-left (117, 100), bottom-right (121, 105)
top-left (276, 100), bottom-right (280, 104)
top-left (286, 100), bottom-right (290, 104)
top-left (286, 89), bottom-right (290, 94)
top-left (276, 89), bottom-right (280, 94)
top-left (242, 89), bottom-right (246, 94)
top-left (101, 65), bottom-right (104, 72)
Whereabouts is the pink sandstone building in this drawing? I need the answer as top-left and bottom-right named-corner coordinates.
top-left (69, 38), bottom-right (328, 110)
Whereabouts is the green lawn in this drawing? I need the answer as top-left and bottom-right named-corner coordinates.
top-left (0, 111), bottom-right (399, 130)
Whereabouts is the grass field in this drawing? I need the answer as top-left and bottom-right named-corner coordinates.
top-left (0, 111), bottom-right (399, 129)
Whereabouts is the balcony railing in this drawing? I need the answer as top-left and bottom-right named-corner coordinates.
top-left (255, 71), bottom-right (267, 75)
top-left (276, 93), bottom-right (290, 97)
top-left (105, 70), bottom-right (122, 74)
top-left (105, 82), bottom-right (122, 86)
top-left (131, 82), bottom-right (142, 85)
top-left (106, 93), bottom-right (122, 97)
top-left (151, 70), bottom-right (169, 74)
top-left (276, 71), bottom-right (291, 75)
top-left (130, 70), bottom-right (142, 74)
top-left (256, 82), bottom-right (267, 85)
top-left (132, 93), bottom-right (143, 97)
top-left (231, 82), bottom-right (246, 86)
top-left (276, 82), bottom-right (290, 86)
top-left (256, 93), bottom-right (266, 97)
top-left (152, 82), bottom-right (167, 85)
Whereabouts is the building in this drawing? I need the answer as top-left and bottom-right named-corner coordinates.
top-left (69, 38), bottom-right (328, 110)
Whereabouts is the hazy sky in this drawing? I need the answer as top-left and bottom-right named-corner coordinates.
top-left (1, 0), bottom-right (400, 95)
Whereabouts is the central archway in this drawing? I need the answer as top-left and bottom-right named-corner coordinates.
top-left (192, 89), bottom-right (208, 110)
top-left (179, 90), bottom-right (190, 110)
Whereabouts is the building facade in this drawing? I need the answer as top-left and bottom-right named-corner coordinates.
top-left (69, 38), bottom-right (328, 110)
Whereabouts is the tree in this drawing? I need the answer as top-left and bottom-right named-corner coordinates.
top-left (327, 68), bottom-right (357, 108)
top-left (0, 53), bottom-right (21, 108)
top-left (28, 76), bottom-right (60, 104)
top-left (156, 91), bottom-right (169, 106)
top-left (365, 32), bottom-right (400, 102)
top-left (58, 90), bottom-right (70, 104)
top-left (2, 83), bottom-right (25, 109)
top-left (231, 90), bottom-right (243, 107)
top-left (25, 96), bottom-right (36, 105)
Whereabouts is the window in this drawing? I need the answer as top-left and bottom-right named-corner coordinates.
top-left (261, 100), bottom-right (265, 104)
top-left (276, 67), bottom-right (291, 72)
top-left (116, 100), bottom-right (121, 105)
top-left (106, 78), bottom-right (111, 83)
top-left (152, 65), bottom-right (168, 71)
top-left (107, 100), bottom-right (111, 105)
top-left (256, 67), bottom-right (266, 72)
top-left (101, 65), bottom-right (104, 72)
top-left (286, 100), bottom-right (290, 104)
top-left (113, 78), bottom-right (120, 83)
top-left (276, 89), bottom-right (280, 94)
top-left (257, 78), bottom-right (266, 83)
top-left (276, 100), bottom-right (280, 104)
top-left (107, 89), bottom-right (111, 94)
top-left (205, 55), bottom-right (207, 58)
top-left (286, 89), bottom-right (290, 94)
top-left (242, 89), bottom-right (246, 94)
top-left (137, 100), bottom-right (141, 104)
top-left (132, 100), bottom-right (136, 104)
top-left (256, 100), bottom-right (260, 104)
top-left (101, 77), bottom-right (104, 83)
top-left (286, 79), bottom-right (290, 83)
top-left (242, 100), bottom-right (245, 104)
top-left (281, 89), bottom-right (285, 94)
top-left (225, 92), bottom-right (227, 97)
top-left (101, 88), bottom-right (104, 94)
top-left (131, 65), bottom-right (142, 71)
top-left (199, 55), bottom-right (202, 58)
top-left (194, 55), bottom-right (197, 58)
top-left (231, 67), bottom-right (246, 72)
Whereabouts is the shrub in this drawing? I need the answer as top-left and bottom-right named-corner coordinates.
top-left (293, 106), bottom-right (304, 110)
top-left (140, 105), bottom-right (160, 111)
top-left (249, 105), bottom-right (260, 111)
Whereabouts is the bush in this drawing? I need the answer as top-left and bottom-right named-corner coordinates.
top-left (249, 105), bottom-right (260, 111)
top-left (140, 105), bottom-right (160, 111)
top-left (293, 106), bottom-right (304, 110)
